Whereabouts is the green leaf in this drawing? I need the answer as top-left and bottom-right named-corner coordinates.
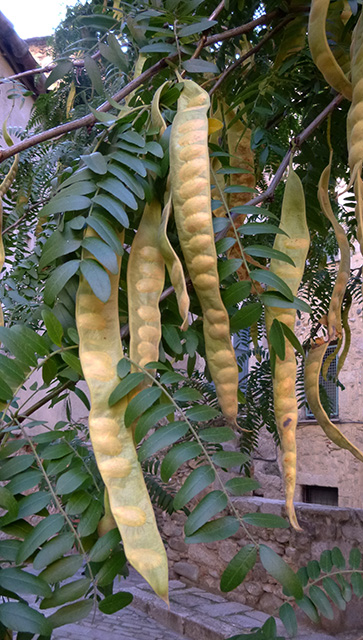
top-left (230, 303), bottom-right (263, 333)
top-left (231, 205), bottom-right (277, 219)
top-left (110, 151), bottom-right (147, 177)
top-left (80, 258), bottom-right (111, 303)
top-left (225, 477), bottom-right (260, 495)
top-left (125, 387), bottom-right (162, 428)
top-left (212, 450), bottom-right (249, 469)
top-left (7, 470), bottom-right (42, 494)
top-left (16, 514), bottom-right (64, 564)
top-left (108, 372), bottom-right (145, 407)
top-left (178, 19), bottom-right (217, 37)
top-left (174, 387), bottom-right (202, 402)
top-left (173, 465), bottom-right (215, 510)
top-left (0, 353), bottom-right (25, 386)
top-left (138, 421), bottom-right (189, 461)
top-left (0, 376), bottom-right (15, 402)
top-left (41, 309), bottom-right (63, 346)
top-left (99, 592), bottom-right (133, 614)
top-left (243, 513), bottom-right (289, 528)
top-left (185, 405), bottom-right (219, 421)
top-left (12, 325), bottom-right (49, 357)
top-left (45, 59), bottom-right (73, 89)
top-left (240, 222), bottom-right (287, 236)
top-left (160, 442), bottom-right (202, 482)
top-left (0, 326), bottom-right (36, 367)
top-left (17, 492), bottom-right (51, 519)
top-left (44, 260), bottom-right (80, 306)
top-left (215, 237), bottom-right (236, 254)
top-left (134, 402), bottom-right (174, 443)
top-left (259, 545), bottom-right (303, 599)
top-left (97, 178), bottom-right (137, 210)
top-left (269, 319), bottom-right (285, 361)
top-left (56, 468), bottom-right (89, 495)
top-left (309, 585), bottom-right (334, 620)
top-left (39, 555), bottom-right (84, 583)
top-left (162, 324), bottom-right (183, 354)
top-left (82, 237), bottom-right (119, 274)
top-left (61, 352), bottom-right (83, 376)
top-left (117, 358), bottom-right (131, 378)
top-left (40, 195), bottom-right (91, 218)
top-left (221, 281), bottom-right (251, 308)
top-left (40, 577), bottom-right (91, 609)
top-left (89, 528), bottom-right (121, 562)
top-left (250, 269), bottom-right (294, 301)
top-left (80, 152), bottom-right (108, 174)
top-left (279, 322), bottom-right (305, 357)
top-left (351, 572), bottom-right (363, 598)
top-left (261, 292), bottom-right (312, 314)
top-left (320, 549), bottom-right (333, 573)
top-left (95, 550), bottom-right (127, 586)
top-left (48, 599), bottom-right (93, 628)
top-left (182, 59), bottom-right (219, 73)
top-left (322, 577), bottom-right (346, 610)
top-left (307, 560), bottom-right (320, 580)
top-left (0, 486), bottom-right (18, 525)
top-left (199, 427), bottom-right (236, 443)
top-left (41, 443), bottom-right (70, 460)
top-left (349, 547), bottom-right (361, 569)
top-left (246, 245), bottom-right (295, 266)
top-left (0, 603), bottom-right (52, 635)
top-left (185, 516), bottom-right (239, 543)
top-left (108, 164), bottom-right (145, 198)
top-left (0, 454), bottom-right (35, 480)
top-left (33, 532), bottom-right (75, 570)
top-left (218, 258), bottom-right (242, 282)
top-left (332, 546), bottom-right (345, 569)
top-left (65, 492), bottom-right (92, 516)
top-left (279, 602), bottom-right (297, 638)
top-left (84, 55), bottom-right (104, 95)
top-left (185, 491), bottom-right (228, 536)
top-left (77, 500), bottom-right (103, 537)
top-left (140, 42), bottom-right (177, 53)
top-left (0, 569), bottom-right (51, 598)
top-left (220, 545), bottom-right (257, 592)
top-left (93, 194), bottom-right (129, 227)
top-left (87, 215), bottom-right (123, 255)
top-left (0, 539), bottom-right (21, 561)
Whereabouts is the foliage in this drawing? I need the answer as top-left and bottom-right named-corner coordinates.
top-left (0, 0), bottom-right (362, 637)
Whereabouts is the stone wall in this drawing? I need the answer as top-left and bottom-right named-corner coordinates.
top-left (158, 497), bottom-right (363, 633)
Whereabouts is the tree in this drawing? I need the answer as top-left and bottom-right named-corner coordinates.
top-left (0, 0), bottom-right (362, 637)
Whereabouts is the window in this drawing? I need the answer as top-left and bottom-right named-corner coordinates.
top-left (302, 485), bottom-right (338, 507)
top-left (233, 329), bottom-right (249, 392)
top-left (305, 343), bottom-right (339, 419)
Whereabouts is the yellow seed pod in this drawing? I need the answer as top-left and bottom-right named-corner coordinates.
top-left (0, 154), bottom-right (19, 326)
top-left (305, 339), bottom-right (363, 463)
top-left (265, 169), bottom-right (310, 531)
top-left (169, 80), bottom-right (239, 424)
top-left (308, 0), bottom-right (352, 100)
top-left (76, 225), bottom-right (168, 602)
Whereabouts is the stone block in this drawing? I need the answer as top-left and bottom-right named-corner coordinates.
top-left (173, 561), bottom-right (200, 582)
top-left (169, 579), bottom-right (187, 590)
top-left (184, 613), bottom-right (239, 640)
top-left (198, 601), bottom-right (245, 618)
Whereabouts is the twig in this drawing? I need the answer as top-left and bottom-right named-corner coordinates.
top-left (210, 15), bottom-right (294, 95)
top-left (190, 0), bottom-right (225, 62)
top-left (0, 9), bottom-right (291, 164)
top-left (215, 92), bottom-right (344, 241)
top-left (16, 381), bottom-right (73, 422)
top-left (0, 51), bottom-right (101, 86)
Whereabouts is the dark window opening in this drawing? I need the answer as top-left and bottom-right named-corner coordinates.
top-left (302, 485), bottom-right (338, 506)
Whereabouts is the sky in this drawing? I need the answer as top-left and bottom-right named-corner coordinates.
top-left (0, 0), bottom-right (86, 39)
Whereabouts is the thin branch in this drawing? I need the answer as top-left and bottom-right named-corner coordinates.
top-left (17, 381), bottom-right (73, 422)
top-left (210, 15), bottom-right (294, 95)
top-left (0, 9), bottom-right (291, 164)
top-left (190, 0), bottom-right (225, 62)
top-left (0, 51), bottom-right (101, 86)
top-left (215, 92), bottom-right (344, 241)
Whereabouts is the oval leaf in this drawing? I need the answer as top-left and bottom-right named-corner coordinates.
top-left (259, 544), bottom-right (303, 600)
top-left (220, 545), bottom-right (257, 592)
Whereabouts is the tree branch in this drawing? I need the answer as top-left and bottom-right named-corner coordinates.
top-left (0, 8), bottom-right (293, 164)
top-left (215, 92), bottom-right (344, 241)
top-left (0, 51), bottom-right (101, 86)
top-left (16, 380), bottom-right (73, 422)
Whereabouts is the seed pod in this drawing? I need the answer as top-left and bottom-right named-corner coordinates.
top-left (127, 199), bottom-right (165, 382)
top-left (265, 169), bottom-right (310, 531)
top-left (337, 297), bottom-right (351, 376)
top-left (318, 151), bottom-right (350, 340)
top-left (158, 196), bottom-right (190, 330)
top-left (76, 226), bottom-right (168, 602)
top-left (305, 337), bottom-right (363, 462)
top-left (169, 79), bottom-right (239, 423)
top-left (308, 0), bottom-right (352, 100)
top-left (0, 154), bottom-right (19, 326)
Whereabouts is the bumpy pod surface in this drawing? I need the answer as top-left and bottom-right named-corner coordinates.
top-left (169, 80), bottom-right (238, 423)
top-left (76, 227), bottom-right (168, 602)
top-left (127, 200), bottom-right (165, 379)
top-left (158, 196), bottom-right (190, 330)
top-left (305, 339), bottom-right (363, 462)
top-left (265, 169), bottom-right (310, 531)
top-left (308, 0), bottom-right (352, 101)
top-left (318, 152), bottom-right (350, 339)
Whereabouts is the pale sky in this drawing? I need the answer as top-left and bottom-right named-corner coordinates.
top-left (0, 0), bottom-right (86, 39)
